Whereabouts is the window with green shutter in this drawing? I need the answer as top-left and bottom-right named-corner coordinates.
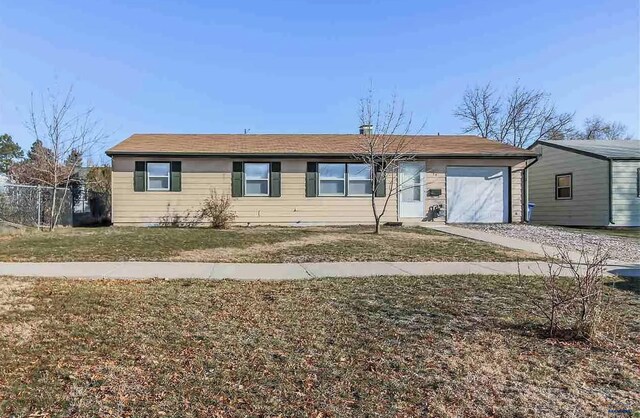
top-left (133, 161), bottom-right (182, 192)
top-left (232, 162), bottom-right (281, 197)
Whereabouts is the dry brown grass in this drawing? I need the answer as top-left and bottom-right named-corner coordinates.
top-left (0, 225), bottom-right (538, 262)
top-left (1, 275), bottom-right (638, 417)
top-left (0, 278), bottom-right (36, 345)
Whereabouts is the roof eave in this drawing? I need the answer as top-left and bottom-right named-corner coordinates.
top-left (531, 140), bottom-right (640, 161)
top-left (106, 150), bottom-right (536, 159)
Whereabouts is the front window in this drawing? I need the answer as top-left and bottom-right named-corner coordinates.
top-left (319, 163), bottom-right (346, 196)
top-left (347, 163), bottom-right (372, 195)
top-left (147, 162), bottom-right (170, 191)
top-left (244, 163), bottom-right (270, 196)
top-left (555, 173), bottom-right (572, 200)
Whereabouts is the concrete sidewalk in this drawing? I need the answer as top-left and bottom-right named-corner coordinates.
top-left (0, 260), bottom-right (638, 280)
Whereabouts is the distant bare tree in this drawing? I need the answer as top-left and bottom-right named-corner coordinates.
top-left (354, 88), bottom-right (423, 234)
top-left (455, 83), bottom-right (574, 147)
top-left (23, 86), bottom-right (107, 229)
top-left (577, 116), bottom-right (631, 140)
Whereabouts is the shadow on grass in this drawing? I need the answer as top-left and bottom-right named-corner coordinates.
top-left (608, 276), bottom-right (640, 296)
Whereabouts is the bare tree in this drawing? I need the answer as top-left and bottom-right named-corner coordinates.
top-left (23, 86), bottom-right (107, 229)
top-left (455, 83), bottom-right (574, 148)
top-left (577, 116), bottom-right (631, 140)
top-left (353, 89), bottom-right (423, 234)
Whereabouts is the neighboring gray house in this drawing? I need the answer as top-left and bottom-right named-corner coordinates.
top-left (527, 140), bottom-right (640, 227)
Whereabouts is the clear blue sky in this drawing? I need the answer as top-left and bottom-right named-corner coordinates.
top-left (1, 0), bottom-right (638, 156)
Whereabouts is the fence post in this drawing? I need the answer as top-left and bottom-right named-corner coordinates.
top-left (37, 185), bottom-right (42, 229)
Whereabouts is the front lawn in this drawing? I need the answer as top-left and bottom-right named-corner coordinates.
top-left (0, 226), bottom-right (536, 262)
top-left (1, 275), bottom-right (638, 417)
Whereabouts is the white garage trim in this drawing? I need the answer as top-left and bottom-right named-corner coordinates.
top-left (446, 166), bottom-right (510, 223)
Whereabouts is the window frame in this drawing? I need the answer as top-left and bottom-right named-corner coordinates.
top-left (637, 168), bottom-right (640, 198)
top-left (243, 162), bottom-right (270, 197)
top-left (555, 173), bottom-right (573, 200)
top-left (318, 163), bottom-right (347, 196)
top-left (146, 162), bottom-right (171, 191)
top-left (316, 162), bottom-right (375, 197)
top-left (346, 163), bottom-right (373, 196)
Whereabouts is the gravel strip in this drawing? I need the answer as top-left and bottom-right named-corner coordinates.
top-left (461, 224), bottom-right (640, 263)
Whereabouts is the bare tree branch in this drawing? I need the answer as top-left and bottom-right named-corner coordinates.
top-left (353, 87), bottom-right (425, 234)
top-left (455, 82), bottom-right (574, 147)
top-left (14, 85), bottom-right (109, 229)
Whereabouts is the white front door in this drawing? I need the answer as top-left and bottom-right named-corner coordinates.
top-left (399, 162), bottom-right (425, 218)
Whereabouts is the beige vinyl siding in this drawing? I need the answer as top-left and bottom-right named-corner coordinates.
top-left (112, 156), bottom-right (528, 226)
top-left (424, 158), bottom-right (526, 223)
top-left (528, 145), bottom-right (609, 226)
top-left (611, 160), bottom-right (640, 226)
top-left (112, 157), bottom-right (397, 226)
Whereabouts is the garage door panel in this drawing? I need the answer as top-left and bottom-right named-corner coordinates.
top-left (446, 167), bottom-right (509, 223)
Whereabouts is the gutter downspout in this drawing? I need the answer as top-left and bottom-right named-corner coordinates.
top-left (523, 156), bottom-right (539, 223)
top-left (608, 159), bottom-right (615, 225)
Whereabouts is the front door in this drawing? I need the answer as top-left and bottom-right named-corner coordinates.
top-left (399, 162), bottom-right (425, 218)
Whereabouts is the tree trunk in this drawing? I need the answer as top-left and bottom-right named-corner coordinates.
top-left (49, 186), bottom-right (57, 231)
top-left (374, 217), bottom-right (381, 234)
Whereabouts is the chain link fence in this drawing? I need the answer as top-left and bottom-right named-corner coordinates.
top-left (0, 183), bottom-right (73, 227)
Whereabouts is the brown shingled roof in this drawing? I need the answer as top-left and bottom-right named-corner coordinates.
top-left (106, 134), bottom-right (537, 157)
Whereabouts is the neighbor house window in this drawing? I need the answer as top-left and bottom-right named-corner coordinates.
top-left (555, 173), bottom-right (572, 200)
top-left (347, 163), bottom-right (372, 195)
top-left (318, 163), bottom-right (346, 196)
top-left (147, 162), bottom-right (171, 191)
top-left (244, 162), bottom-right (270, 196)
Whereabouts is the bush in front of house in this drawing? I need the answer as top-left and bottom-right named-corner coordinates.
top-left (198, 190), bottom-right (236, 229)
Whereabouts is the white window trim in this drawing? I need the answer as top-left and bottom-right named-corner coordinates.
top-left (555, 174), bottom-right (572, 200)
top-left (347, 163), bottom-right (373, 196)
top-left (318, 163), bottom-right (346, 196)
top-left (147, 162), bottom-right (171, 191)
top-left (244, 162), bottom-right (270, 197)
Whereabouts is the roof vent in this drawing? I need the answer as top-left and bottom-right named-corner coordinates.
top-left (359, 124), bottom-right (373, 136)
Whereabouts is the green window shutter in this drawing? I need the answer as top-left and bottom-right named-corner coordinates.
top-left (305, 162), bottom-right (318, 197)
top-left (232, 162), bottom-right (243, 197)
top-left (270, 162), bottom-right (281, 197)
top-left (375, 163), bottom-right (386, 197)
top-left (170, 161), bottom-right (182, 192)
top-left (134, 161), bottom-right (146, 192)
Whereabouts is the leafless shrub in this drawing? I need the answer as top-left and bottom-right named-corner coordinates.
top-left (198, 190), bottom-right (236, 229)
top-left (519, 240), bottom-right (617, 342)
top-left (158, 203), bottom-right (200, 228)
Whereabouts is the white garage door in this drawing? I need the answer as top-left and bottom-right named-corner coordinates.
top-left (446, 166), bottom-right (509, 223)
